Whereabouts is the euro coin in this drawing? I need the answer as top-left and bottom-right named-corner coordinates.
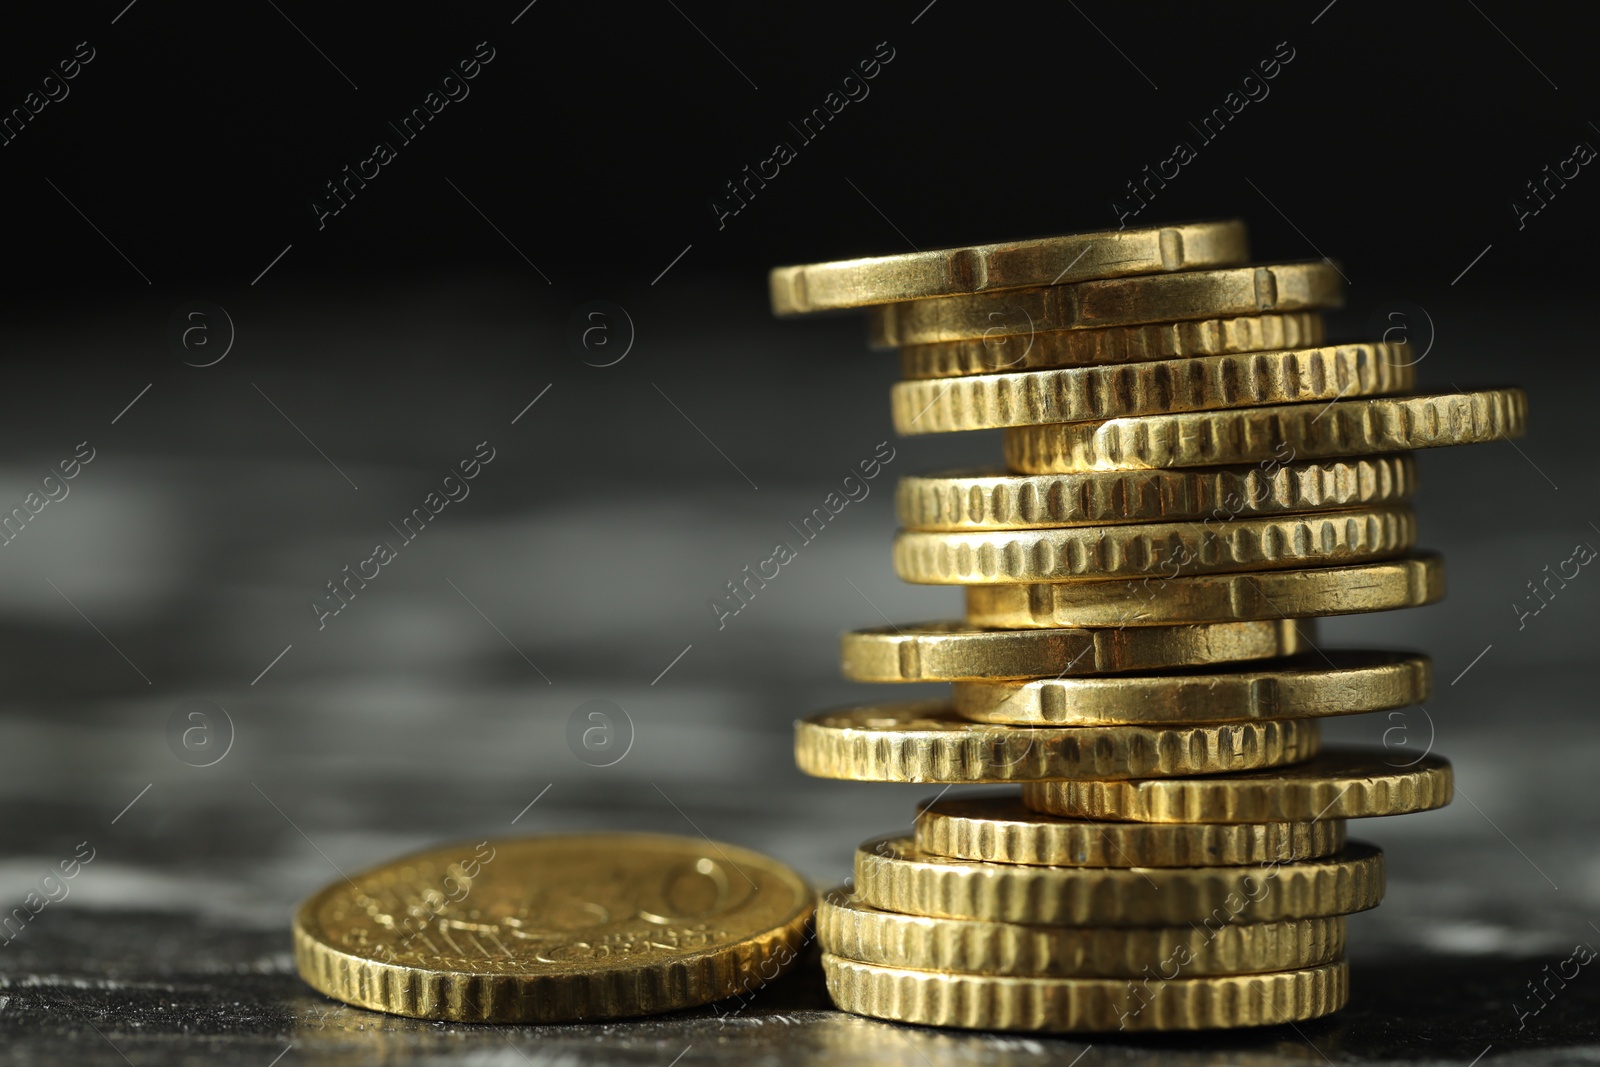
top-left (1023, 746), bottom-right (1453, 823)
top-left (899, 312), bottom-right (1325, 379)
top-left (896, 455), bottom-right (1417, 531)
top-left (769, 219), bottom-right (1248, 315)
top-left (869, 261), bottom-right (1343, 347)
top-left (293, 833), bottom-right (815, 1022)
top-left (823, 955), bottom-right (1349, 1032)
top-left (853, 836), bottom-right (1383, 924)
top-left (964, 553), bottom-right (1445, 628)
top-left (818, 888), bottom-right (1345, 977)
top-left (893, 506), bottom-right (1415, 584)
top-left (794, 703), bottom-right (1320, 783)
top-left (952, 650), bottom-right (1429, 726)
top-left (1004, 388), bottom-right (1527, 473)
top-left (915, 793), bottom-right (1345, 867)
top-left (892, 344), bottom-right (1414, 434)
top-left (840, 618), bottom-right (1310, 681)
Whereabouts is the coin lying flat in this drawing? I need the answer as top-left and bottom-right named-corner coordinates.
top-left (894, 506), bottom-right (1415, 584)
top-left (892, 344), bottom-right (1415, 434)
top-left (823, 955), bottom-right (1349, 1032)
top-left (896, 455), bottom-right (1418, 531)
top-left (869, 262), bottom-right (1344, 347)
top-left (952, 651), bottom-right (1430, 726)
top-left (768, 220), bottom-right (1248, 316)
top-left (1004, 388), bottom-right (1528, 473)
top-left (794, 704), bottom-right (1320, 783)
top-left (293, 833), bottom-right (815, 1023)
top-left (818, 888), bottom-right (1346, 977)
top-left (840, 619), bottom-right (1310, 681)
top-left (899, 312), bottom-right (1326, 379)
top-left (1023, 746), bottom-right (1453, 823)
top-left (853, 836), bottom-right (1383, 924)
top-left (914, 793), bottom-right (1345, 867)
top-left (964, 553), bottom-right (1445, 628)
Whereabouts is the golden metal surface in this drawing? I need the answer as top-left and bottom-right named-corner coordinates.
top-left (853, 836), bottom-right (1383, 924)
top-left (793, 703), bottom-right (1320, 783)
top-left (952, 650), bottom-right (1429, 726)
top-left (964, 552), bottom-right (1446, 628)
top-left (893, 506), bottom-right (1415, 584)
top-left (914, 793), bottom-right (1345, 867)
top-left (896, 455), bottom-right (1418, 531)
top-left (1004, 388), bottom-right (1528, 473)
top-left (1023, 746), bottom-right (1453, 823)
top-left (868, 262), bottom-right (1344, 347)
top-left (768, 220), bottom-right (1248, 316)
top-left (892, 344), bottom-right (1414, 434)
top-left (899, 312), bottom-right (1325, 379)
top-left (818, 888), bottom-right (1345, 977)
top-left (292, 834), bottom-right (815, 1023)
top-left (823, 955), bottom-right (1349, 1032)
top-left (840, 619), bottom-right (1309, 681)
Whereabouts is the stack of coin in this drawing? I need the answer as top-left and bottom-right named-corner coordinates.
top-left (771, 220), bottom-right (1526, 1032)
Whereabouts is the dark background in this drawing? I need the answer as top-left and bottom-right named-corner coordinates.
top-left (0, 2), bottom-right (1595, 1064)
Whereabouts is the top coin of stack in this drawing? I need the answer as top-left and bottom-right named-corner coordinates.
top-left (771, 219), bottom-right (1526, 1033)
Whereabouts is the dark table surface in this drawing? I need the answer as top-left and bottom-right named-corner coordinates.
top-left (0, 278), bottom-right (1596, 1065)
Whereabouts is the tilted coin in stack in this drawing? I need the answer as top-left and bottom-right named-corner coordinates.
top-left (771, 218), bottom-right (1526, 1031)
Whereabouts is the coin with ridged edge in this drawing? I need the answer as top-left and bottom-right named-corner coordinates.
top-left (840, 618), bottom-right (1310, 681)
top-left (818, 888), bottom-right (1346, 978)
top-left (795, 704), bottom-right (1321, 783)
top-left (868, 262), bottom-right (1344, 348)
top-left (1004, 388), bottom-right (1527, 473)
top-left (894, 506), bottom-right (1415, 585)
top-left (899, 312), bottom-right (1325, 379)
top-left (768, 220), bottom-right (1249, 316)
top-left (965, 553), bottom-right (1445, 628)
top-left (892, 344), bottom-right (1414, 435)
top-left (953, 650), bottom-right (1430, 726)
top-left (823, 955), bottom-right (1349, 1032)
top-left (896, 455), bottom-right (1418, 531)
top-left (292, 833), bottom-right (815, 1023)
top-left (914, 793), bottom-right (1346, 867)
top-left (1023, 746), bottom-right (1453, 823)
top-left (853, 837), bottom-right (1383, 924)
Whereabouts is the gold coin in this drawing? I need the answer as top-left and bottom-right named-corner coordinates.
top-left (965, 552), bottom-right (1445, 628)
top-left (823, 955), bottom-right (1349, 1032)
top-left (892, 344), bottom-right (1415, 435)
top-left (1005, 388), bottom-right (1528, 473)
top-left (1023, 746), bottom-right (1453, 823)
top-left (794, 704), bottom-right (1320, 783)
top-left (897, 455), bottom-right (1418, 531)
top-left (818, 888), bottom-right (1346, 977)
top-left (900, 312), bottom-right (1325, 379)
top-left (869, 262), bottom-right (1344, 347)
top-left (914, 793), bottom-right (1346, 867)
top-left (853, 836), bottom-right (1383, 924)
top-left (841, 618), bottom-right (1310, 681)
top-left (292, 833), bottom-right (815, 1023)
top-left (768, 220), bottom-right (1248, 316)
top-left (953, 650), bottom-right (1429, 726)
top-left (894, 506), bottom-right (1415, 585)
